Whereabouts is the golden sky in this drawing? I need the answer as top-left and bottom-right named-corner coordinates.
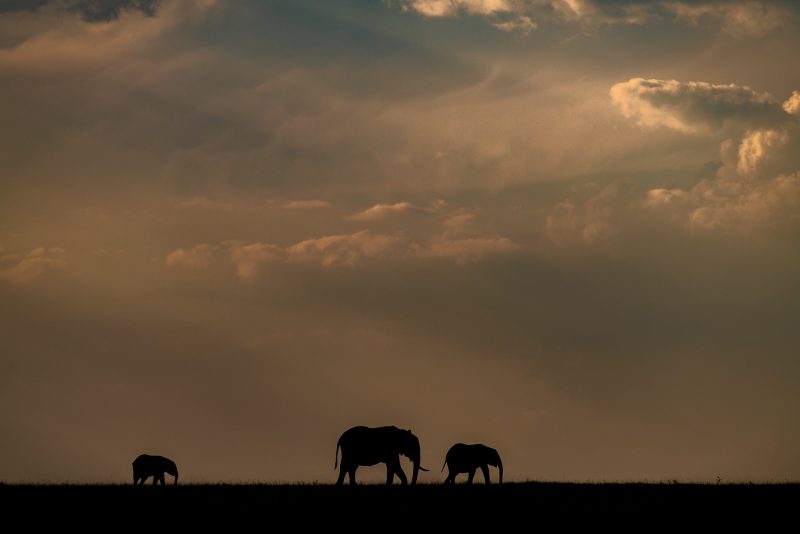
top-left (1, 0), bottom-right (799, 483)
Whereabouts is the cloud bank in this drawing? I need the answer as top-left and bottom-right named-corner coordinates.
top-left (610, 78), bottom-right (785, 133)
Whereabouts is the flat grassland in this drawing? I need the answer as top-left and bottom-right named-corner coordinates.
top-left (3, 482), bottom-right (797, 528)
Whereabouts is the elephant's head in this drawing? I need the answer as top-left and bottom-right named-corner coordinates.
top-left (487, 447), bottom-right (503, 484)
top-left (399, 429), bottom-right (426, 484)
top-left (165, 460), bottom-right (179, 485)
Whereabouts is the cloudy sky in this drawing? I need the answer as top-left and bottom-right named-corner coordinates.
top-left (1, 0), bottom-right (799, 483)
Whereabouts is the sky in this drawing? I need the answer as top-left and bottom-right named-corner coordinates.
top-left (1, 0), bottom-right (799, 483)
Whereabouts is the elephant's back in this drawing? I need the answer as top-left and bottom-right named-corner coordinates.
top-left (339, 426), bottom-right (400, 451)
top-left (132, 454), bottom-right (152, 466)
top-left (446, 443), bottom-right (470, 457)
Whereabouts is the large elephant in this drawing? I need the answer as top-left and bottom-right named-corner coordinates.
top-left (442, 443), bottom-right (503, 484)
top-left (132, 454), bottom-right (179, 485)
top-left (334, 426), bottom-right (429, 485)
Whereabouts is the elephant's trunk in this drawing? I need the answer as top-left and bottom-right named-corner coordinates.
top-left (173, 472), bottom-right (179, 485)
top-left (411, 462), bottom-right (419, 485)
top-left (497, 458), bottom-right (503, 484)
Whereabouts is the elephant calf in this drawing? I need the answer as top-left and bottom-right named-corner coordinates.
top-left (442, 443), bottom-right (503, 484)
top-left (132, 454), bottom-right (179, 485)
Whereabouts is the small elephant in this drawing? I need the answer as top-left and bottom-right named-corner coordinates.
top-left (132, 454), bottom-right (179, 485)
top-left (442, 443), bottom-right (503, 484)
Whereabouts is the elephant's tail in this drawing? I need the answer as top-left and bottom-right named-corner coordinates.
top-left (441, 459), bottom-right (446, 473)
top-left (334, 441), bottom-right (341, 469)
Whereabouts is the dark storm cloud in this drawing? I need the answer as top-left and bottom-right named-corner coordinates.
top-left (0, 0), bottom-right (50, 12)
top-left (69, 0), bottom-right (159, 21)
top-left (0, 0), bottom-right (159, 21)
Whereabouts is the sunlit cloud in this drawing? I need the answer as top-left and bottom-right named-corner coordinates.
top-left (610, 78), bottom-right (784, 133)
top-left (492, 14), bottom-right (537, 33)
top-left (165, 244), bottom-right (214, 270)
top-left (285, 230), bottom-right (410, 267)
top-left (608, 77), bottom-right (800, 233)
top-left (228, 242), bottom-right (283, 281)
top-left (736, 129), bottom-right (788, 178)
top-left (783, 91), bottom-right (800, 116)
top-left (398, 0), bottom-right (512, 17)
top-left (643, 188), bottom-right (688, 208)
top-left (442, 212), bottom-right (475, 231)
top-left (167, 222), bottom-right (524, 278)
top-left (0, 246), bottom-right (67, 283)
top-left (346, 202), bottom-right (431, 221)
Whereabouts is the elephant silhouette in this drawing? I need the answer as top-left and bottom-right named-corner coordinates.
top-left (442, 443), bottom-right (503, 484)
top-left (334, 425), bottom-right (429, 485)
top-left (132, 454), bottom-right (179, 485)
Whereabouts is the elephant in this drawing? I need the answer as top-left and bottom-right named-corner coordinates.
top-left (334, 425), bottom-right (429, 485)
top-left (132, 454), bottom-right (179, 485)
top-left (442, 443), bottom-right (503, 484)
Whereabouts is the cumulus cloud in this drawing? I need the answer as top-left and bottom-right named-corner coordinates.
top-left (687, 172), bottom-right (800, 231)
top-left (492, 14), bottom-right (537, 32)
top-left (228, 242), bottom-right (283, 281)
top-left (665, 1), bottom-right (785, 37)
top-left (736, 129), bottom-right (789, 178)
top-left (165, 244), bottom-right (214, 270)
top-left (286, 230), bottom-right (409, 267)
top-left (655, 128), bottom-right (800, 232)
top-left (398, 0), bottom-right (512, 17)
top-left (643, 188), bottom-right (688, 208)
top-left (167, 223), bottom-right (523, 279)
top-left (396, 0), bottom-right (653, 28)
top-left (783, 91), bottom-right (800, 116)
top-left (0, 246), bottom-right (67, 283)
top-left (615, 77), bottom-right (800, 233)
top-left (394, 0), bottom-right (790, 35)
top-left (442, 212), bottom-right (475, 230)
top-left (346, 202), bottom-right (427, 221)
top-left (610, 78), bottom-right (786, 133)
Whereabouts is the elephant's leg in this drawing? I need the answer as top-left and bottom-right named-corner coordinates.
top-left (480, 465), bottom-right (491, 484)
top-left (336, 464), bottom-right (347, 486)
top-left (444, 470), bottom-right (455, 484)
top-left (348, 468), bottom-right (357, 485)
top-left (385, 464), bottom-right (395, 485)
top-left (395, 464), bottom-right (408, 485)
top-left (385, 458), bottom-right (406, 485)
top-left (467, 469), bottom-right (476, 484)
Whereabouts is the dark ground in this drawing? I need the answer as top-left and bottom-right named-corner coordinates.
top-left (2, 482), bottom-right (797, 529)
